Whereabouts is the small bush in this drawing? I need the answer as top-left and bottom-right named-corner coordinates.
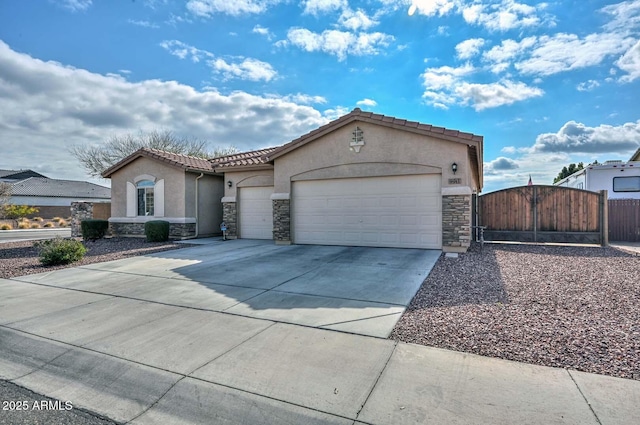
top-left (52, 217), bottom-right (63, 223)
top-left (36, 237), bottom-right (87, 266)
top-left (33, 217), bottom-right (44, 222)
top-left (30, 223), bottom-right (41, 229)
top-left (43, 222), bottom-right (54, 228)
top-left (18, 222), bottom-right (29, 229)
top-left (3, 205), bottom-right (39, 220)
top-left (0, 224), bottom-right (12, 230)
top-left (81, 219), bottom-right (109, 240)
top-left (145, 220), bottom-right (170, 242)
top-left (58, 219), bottom-right (68, 227)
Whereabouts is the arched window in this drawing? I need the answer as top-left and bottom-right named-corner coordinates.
top-left (136, 180), bottom-right (155, 216)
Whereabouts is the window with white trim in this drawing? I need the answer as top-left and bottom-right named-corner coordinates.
top-left (137, 180), bottom-right (155, 215)
top-left (613, 176), bottom-right (640, 192)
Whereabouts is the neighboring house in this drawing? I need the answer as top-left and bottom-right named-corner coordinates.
top-left (554, 160), bottom-right (640, 199)
top-left (102, 109), bottom-right (484, 252)
top-left (0, 169), bottom-right (111, 217)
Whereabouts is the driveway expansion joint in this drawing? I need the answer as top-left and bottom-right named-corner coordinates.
top-left (355, 340), bottom-right (398, 420)
top-left (566, 369), bottom-right (604, 425)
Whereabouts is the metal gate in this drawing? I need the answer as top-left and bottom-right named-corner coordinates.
top-left (478, 185), bottom-right (607, 244)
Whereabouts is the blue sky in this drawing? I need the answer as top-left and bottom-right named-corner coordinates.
top-left (1, 0), bottom-right (639, 192)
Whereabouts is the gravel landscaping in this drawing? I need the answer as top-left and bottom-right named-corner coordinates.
top-left (391, 243), bottom-right (640, 381)
top-left (0, 238), bottom-right (191, 279)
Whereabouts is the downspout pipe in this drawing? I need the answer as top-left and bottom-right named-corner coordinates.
top-left (194, 172), bottom-right (204, 238)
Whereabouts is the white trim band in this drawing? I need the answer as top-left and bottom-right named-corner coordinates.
top-left (270, 192), bottom-right (290, 200)
top-left (109, 217), bottom-right (196, 224)
top-left (441, 186), bottom-right (473, 196)
top-left (221, 196), bottom-right (236, 203)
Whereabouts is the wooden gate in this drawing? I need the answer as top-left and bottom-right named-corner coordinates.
top-left (609, 199), bottom-right (640, 242)
top-left (478, 185), bottom-right (607, 244)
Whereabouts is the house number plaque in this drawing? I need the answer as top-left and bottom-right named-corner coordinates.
top-left (448, 178), bottom-right (461, 184)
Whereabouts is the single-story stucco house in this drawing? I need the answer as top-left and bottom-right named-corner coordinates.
top-left (102, 109), bottom-right (484, 252)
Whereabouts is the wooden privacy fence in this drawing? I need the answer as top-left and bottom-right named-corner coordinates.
top-left (478, 185), bottom-right (607, 245)
top-left (609, 199), bottom-right (640, 242)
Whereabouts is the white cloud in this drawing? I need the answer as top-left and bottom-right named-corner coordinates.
top-left (0, 40), bottom-right (327, 181)
top-left (532, 120), bottom-right (640, 154)
top-left (600, 0), bottom-right (640, 31)
top-left (356, 98), bottom-right (377, 107)
top-left (56, 0), bottom-right (92, 12)
top-left (616, 40), bottom-right (640, 82)
top-left (454, 80), bottom-right (543, 111)
top-left (484, 156), bottom-right (519, 175)
top-left (209, 57), bottom-right (277, 82)
top-left (407, 0), bottom-right (455, 17)
top-left (576, 80), bottom-right (600, 92)
top-left (302, 0), bottom-right (347, 15)
top-left (338, 9), bottom-right (379, 31)
top-left (268, 93), bottom-right (327, 104)
top-left (460, 0), bottom-right (547, 32)
top-left (252, 25), bottom-right (273, 40)
top-left (515, 33), bottom-right (636, 76)
top-left (421, 63), bottom-right (542, 111)
top-left (282, 28), bottom-right (394, 61)
top-left (128, 19), bottom-right (160, 29)
top-left (323, 106), bottom-right (350, 120)
top-left (186, 0), bottom-right (282, 17)
top-left (482, 37), bottom-right (537, 73)
top-left (455, 38), bottom-right (485, 60)
top-left (159, 40), bottom-right (214, 63)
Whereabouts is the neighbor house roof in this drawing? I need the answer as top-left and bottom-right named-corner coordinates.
top-left (9, 177), bottom-right (110, 199)
top-left (265, 108), bottom-right (484, 188)
top-left (102, 148), bottom-right (215, 177)
top-left (0, 169), bottom-right (48, 180)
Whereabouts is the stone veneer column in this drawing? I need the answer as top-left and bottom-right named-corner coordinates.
top-left (222, 200), bottom-right (238, 239)
top-left (271, 193), bottom-right (291, 244)
top-left (442, 193), bottom-right (472, 252)
top-left (70, 201), bottom-right (94, 237)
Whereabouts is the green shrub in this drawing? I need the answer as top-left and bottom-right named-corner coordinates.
top-left (3, 205), bottom-right (39, 220)
top-left (145, 220), bottom-right (170, 242)
top-left (81, 219), bottom-right (109, 240)
top-left (0, 223), bottom-right (12, 230)
top-left (36, 238), bottom-right (87, 266)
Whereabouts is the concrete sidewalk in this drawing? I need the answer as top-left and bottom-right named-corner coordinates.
top-left (1, 241), bottom-right (638, 424)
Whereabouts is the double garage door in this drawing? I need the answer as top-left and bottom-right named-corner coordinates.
top-left (292, 175), bottom-right (441, 249)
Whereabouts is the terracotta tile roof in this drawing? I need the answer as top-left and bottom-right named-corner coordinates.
top-left (210, 147), bottom-right (277, 168)
top-left (101, 148), bottom-right (215, 177)
top-left (266, 108), bottom-right (483, 161)
top-left (138, 148), bottom-right (215, 172)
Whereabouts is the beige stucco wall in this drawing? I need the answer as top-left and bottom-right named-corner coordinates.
top-left (184, 173), bottom-right (224, 236)
top-left (273, 121), bottom-right (473, 193)
top-left (109, 157), bottom-right (186, 218)
top-left (223, 170), bottom-right (275, 199)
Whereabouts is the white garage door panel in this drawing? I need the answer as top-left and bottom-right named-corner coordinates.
top-left (239, 186), bottom-right (273, 240)
top-left (293, 175), bottom-right (441, 249)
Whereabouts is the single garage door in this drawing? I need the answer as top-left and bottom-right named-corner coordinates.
top-left (239, 186), bottom-right (273, 239)
top-left (293, 175), bottom-right (441, 249)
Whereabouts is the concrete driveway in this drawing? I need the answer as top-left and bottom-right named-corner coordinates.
top-left (12, 240), bottom-right (439, 337)
top-left (1, 240), bottom-right (638, 424)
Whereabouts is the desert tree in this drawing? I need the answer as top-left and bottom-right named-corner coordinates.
top-left (70, 130), bottom-right (238, 178)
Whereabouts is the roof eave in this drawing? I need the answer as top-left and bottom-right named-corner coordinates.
top-left (214, 164), bottom-right (274, 173)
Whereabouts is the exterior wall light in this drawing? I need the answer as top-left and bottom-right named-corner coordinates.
top-left (227, 181), bottom-right (232, 188)
top-left (452, 163), bottom-right (458, 174)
